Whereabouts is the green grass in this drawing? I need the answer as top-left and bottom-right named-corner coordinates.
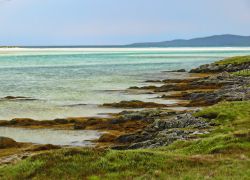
top-left (214, 55), bottom-right (250, 65)
top-left (158, 101), bottom-right (250, 156)
top-left (1, 101), bottom-right (250, 179)
top-left (194, 101), bottom-right (250, 129)
top-left (232, 70), bottom-right (250, 76)
top-left (1, 147), bottom-right (250, 180)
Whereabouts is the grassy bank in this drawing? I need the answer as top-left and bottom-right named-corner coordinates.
top-left (215, 55), bottom-right (250, 65)
top-left (232, 70), bottom-right (250, 76)
top-left (1, 101), bottom-right (249, 179)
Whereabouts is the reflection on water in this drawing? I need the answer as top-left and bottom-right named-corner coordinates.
top-left (0, 127), bottom-right (102, 146)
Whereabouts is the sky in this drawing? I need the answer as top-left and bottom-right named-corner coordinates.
top-left (0, 0), bottom-right (250, 46)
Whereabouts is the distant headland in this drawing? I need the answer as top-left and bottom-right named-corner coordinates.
top-left (128, 34), bottom-right (250, 47)
top-left (1, 34), bottom-right (250, 48)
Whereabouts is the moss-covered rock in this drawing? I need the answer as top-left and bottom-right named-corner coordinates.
top-left (0, 137), bottom-right (19, 149)
top-left (190, 56), bottom-right (250, 73)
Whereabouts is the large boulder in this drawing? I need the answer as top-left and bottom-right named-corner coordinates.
top-left (113, 113), bottom-right (209, 149)
top-left (0, 137), bottom-right (19, 148)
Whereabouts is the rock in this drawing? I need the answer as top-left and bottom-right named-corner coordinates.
top-left (188, 73), bottom-right (250, 106)
top-left (0, 153), bottom-right (32, 165)
top-left (54, 118), bottom-right (69, 124)
top-left (198, 112), bottom-right (218, 119)
top-left (74, 122), bottom-right (86, 130)
top-left (160, 74), bottom-right (250, 107)
top-left (116, 134), bottom-right (136, 143)
top-left (114, 112), bottom-right (210, 149)
top-left (186, 92), bottom-right (221, 106)
top-left (162, 78), bottom-right (199, 84)
top-left (98, 133), bottom-right (117, 142)
top-left (9, 118), bottom-right (37, 126)
top-left (0, 120), bottom-right (9, 126)
top-left (176, 69), bottom-right (186, 72)
top-left (0, 137), bottom-right (19, 149)
top-left (144, 80), bottom-right (162, 83)
top-left (190, 62), bottom-right (250, 73)
top-left (111, 145), bottom-right (130, 150)
top-left (163, 69), bottom-right (186, 72)
top-left (103, 100), bottom-right (168, 108)
top-left (1, 96), bottom-right (37, 101)
top-left (30, 144), bottom-right (61, 151)
top-left (152, 113), bottom-right (208, 131)
top-left (109, 118), bottom-right (127, 124)
top-left (120, 112), bottom-right (145, 121)
top-left (128, 85), bottom-right (157, 90)
top-left (0, 118), bottom-right (72, 127)
top-left (118, 111), bottom-right (154, 121)
top-left (128, 86), bottom-right (140, 89)
top-left (154, 80), bottom-right (223, 93)
top-left (208, 72), bottom-right (232, 80)
top-left (4, 96), bottom-right (26, 100)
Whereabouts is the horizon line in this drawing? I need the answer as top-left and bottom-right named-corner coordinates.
top-left (1, 34), bottom-right (250, 47)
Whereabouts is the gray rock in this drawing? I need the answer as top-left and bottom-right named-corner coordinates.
top-left (152, 113), bottom-right (207, 131)
top-left (114, 112), bottom-right (210, 149)
top-left (190, 62), bottom-right (250, 73)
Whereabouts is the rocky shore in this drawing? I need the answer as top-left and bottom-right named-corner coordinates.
top-left (189, 56), bottom-right (250, 73)
top-left (108, 56), bottom-right (249, 149)
top-left (1, 56), bottom-right (250, 165)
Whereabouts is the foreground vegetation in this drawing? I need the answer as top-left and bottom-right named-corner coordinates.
top-left (215, 55), bottom-right (250, 65)
top-left (0, 101), bottom-right (249, 179)
top-left (232, 69), bottom-right (250, 76)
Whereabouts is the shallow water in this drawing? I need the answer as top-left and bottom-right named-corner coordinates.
top-left (0, 127), bottom-right (102, 146)
top-left (1, 47), bottom-right (250, 120)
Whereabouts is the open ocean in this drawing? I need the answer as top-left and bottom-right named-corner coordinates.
top-left (1, 47), bottom-right (250, 120)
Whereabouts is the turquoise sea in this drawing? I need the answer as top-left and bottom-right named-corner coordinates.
top-left (1, 47), bottom-right (250, 120)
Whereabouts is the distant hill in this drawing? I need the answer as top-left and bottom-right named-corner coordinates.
top-left (128, 34), bottom-right (250, 47)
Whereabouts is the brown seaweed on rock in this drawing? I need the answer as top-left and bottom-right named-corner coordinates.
top-left (103, 100), bottom-right (168, 108)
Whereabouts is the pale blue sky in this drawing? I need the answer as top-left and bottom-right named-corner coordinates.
top-left (0, 0), bottom-right (250, 45)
